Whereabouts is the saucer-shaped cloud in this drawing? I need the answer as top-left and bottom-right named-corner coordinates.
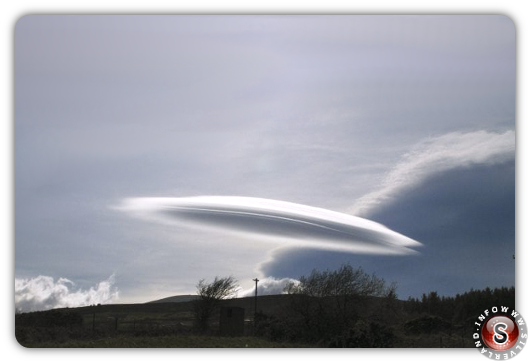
top-left (118, 196), bottom-right (421, 255)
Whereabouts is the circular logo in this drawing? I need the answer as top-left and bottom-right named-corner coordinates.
top-left (473, 306), bottom-right (527, 360)
top-left (482, 315), bottom-right (519, 350)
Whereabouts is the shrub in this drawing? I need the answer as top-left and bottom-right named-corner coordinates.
top-left (254, 312), bottom-right (298, 343)
top-left (327, 320), bottom-right (396, 348)
top-left (403, 315), bottom-right (452, 335)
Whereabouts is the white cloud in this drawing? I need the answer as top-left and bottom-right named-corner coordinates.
top-left (350, 130), bottom-right (515, 216)
top-left (116, 196), bottom-right (421, 255)
top-left (238, 277), bottom-right (300, 297)
top-left (15, 275), bottom-right (119, 312)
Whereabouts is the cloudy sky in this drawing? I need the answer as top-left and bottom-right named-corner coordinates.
top-left (15, 15), bottom-right (515, 310)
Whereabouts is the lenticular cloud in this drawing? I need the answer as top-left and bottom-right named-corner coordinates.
top-left (118, 196), bottom-right (421, 255)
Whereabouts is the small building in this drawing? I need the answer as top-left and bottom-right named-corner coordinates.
top-left (219, 306), bottom-right (245, 336)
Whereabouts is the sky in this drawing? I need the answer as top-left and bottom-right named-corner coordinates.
top-left (14, 15), bottom-right (515, 310)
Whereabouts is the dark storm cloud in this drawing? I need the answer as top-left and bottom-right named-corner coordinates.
top-left (261, 160), bottom-right (515, 298)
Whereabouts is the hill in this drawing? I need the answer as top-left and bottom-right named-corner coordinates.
top-left (147, 294), bottom-right (198, 304)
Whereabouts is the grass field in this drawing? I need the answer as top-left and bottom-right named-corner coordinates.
top-left (15, 293), bottom-right (486, 348)
top-left (23, 335), bottom-right (308, 348)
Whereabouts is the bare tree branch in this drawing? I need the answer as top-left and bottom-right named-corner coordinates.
top-left (194, 276), bottom-right (239, 333)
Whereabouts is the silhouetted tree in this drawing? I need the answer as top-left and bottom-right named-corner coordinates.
top-left (284, 264), bottom-right (397, 344)
top-left (406, 286), bottom-right (515, 325)
top-left (286, 264), bottom-right (394, 298)
top-left (193, 276), bottom-right (239, 333)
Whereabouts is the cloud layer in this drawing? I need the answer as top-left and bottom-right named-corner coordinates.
top-left (15, 275), bottom-right (119, 312)
top-left (351, 130), bottom-right (515, 216)
top-left (118, 196), bottom-right (421, 255)
top-left (239, 277), bottom-right (300, 297)
top-left (262, 130), bottom-right (515, 298)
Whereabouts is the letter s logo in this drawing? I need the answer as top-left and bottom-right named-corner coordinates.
top-left (493, 322), bottom-right (508, 345)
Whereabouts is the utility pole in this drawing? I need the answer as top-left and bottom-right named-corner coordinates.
top-left (253, 278), bottom-right (259, 330)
